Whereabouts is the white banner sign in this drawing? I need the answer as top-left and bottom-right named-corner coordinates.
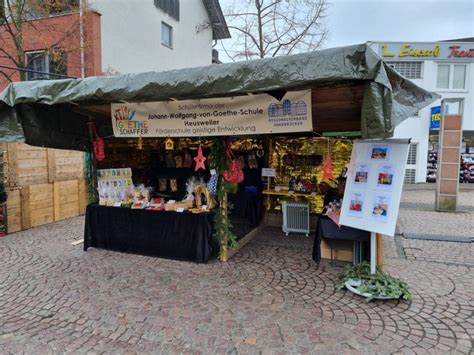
top-left (339, 139), bottom-right (410, 237)
top-left (111, 90), bottom-right (312, 137)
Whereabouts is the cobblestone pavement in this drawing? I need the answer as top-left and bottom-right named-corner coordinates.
top-left (398, 189), bottom-right (474, 238)
top-left (1, 211), bottom-right (473, 354)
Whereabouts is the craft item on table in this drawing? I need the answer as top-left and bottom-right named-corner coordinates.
top-left (165, 152), bottom-right (176, 167)
top-left (223, 148), bottom-right (244, 183)
top-left (170, 178), bottom-right (178, 192)
top-left (288, 177), bottom-right (295, 192)
top-left (237, 155), bottom-right (246, 170)
top-left (90, 122), bottom-right (105, 161)
top-left (247, 152), bottom-right (258, 169)
top-left (321, 154), bottom-right (335, 182)
top-left (165, 137), bottom-right (174, 150)
top-left (183, 150), bottom-right (193, 168)
top-left (207, 174), bottom-right (219, 196)
top-left (159, 178), bottom-right (167, 192)
top-left (137, 135), bottom-right (143, 150)
top-left (193, 183), bottom-right (215, 209)
top-left (174, 155), bottom-right (183, 168)
top-left (194, 145), bottom-right (207, 171)
top-left (325, 199), bottom-right (342, 227)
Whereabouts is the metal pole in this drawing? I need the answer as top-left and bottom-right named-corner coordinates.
top-left (79, 0), bottom-right (85, 78)
top-left (370, 232), bottom-right (376, 274)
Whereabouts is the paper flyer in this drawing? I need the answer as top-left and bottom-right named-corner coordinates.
top-left (353, 163), bottom-right (370, 186)
top-left (371, 194), bottom-right (391, 223)
top-left (376, 164), bottom-right (395, 189)
top-left (368, 144), bottom-right (391, 161)
top-left (348, 191), bottom-right (365, 218)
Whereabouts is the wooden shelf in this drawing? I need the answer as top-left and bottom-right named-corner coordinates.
top-left (262, 190), bottom-right (317, 198)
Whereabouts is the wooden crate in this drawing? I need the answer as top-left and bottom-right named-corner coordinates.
top-left (320, 239), bottom-right (353, 262)
top-left (6, 188), bottom-right (21, 233)
top-left (6, 143), bottom-right (85, 186)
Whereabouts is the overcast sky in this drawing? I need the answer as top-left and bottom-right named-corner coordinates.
top-left (217, 0), bottom-right (474, 60)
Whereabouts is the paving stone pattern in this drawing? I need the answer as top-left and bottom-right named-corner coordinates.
top-left (1, 210), bottom-right (473, 353)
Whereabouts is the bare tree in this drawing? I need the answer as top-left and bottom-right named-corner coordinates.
top-left (0, 0), bottom-right (84, 84)
top-left (219, 0), bottom-right (328, 61)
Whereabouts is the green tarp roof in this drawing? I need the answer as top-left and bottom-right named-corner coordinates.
top-left (0, 43), bottom-right (439, 151)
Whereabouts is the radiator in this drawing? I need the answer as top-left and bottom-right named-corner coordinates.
top-left (282, 201), bottom-right (310, 236)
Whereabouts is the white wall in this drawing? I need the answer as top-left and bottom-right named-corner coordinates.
top-left (89, 0), bottom-right (214, 74)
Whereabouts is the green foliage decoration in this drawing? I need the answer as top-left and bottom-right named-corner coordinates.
top-left (336, 262), bottom-right (412, 301)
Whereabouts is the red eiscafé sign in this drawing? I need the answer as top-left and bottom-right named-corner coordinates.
top-left (449, 46), bottom-right (474, 58)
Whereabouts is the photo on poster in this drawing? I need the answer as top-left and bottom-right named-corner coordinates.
top-left (369, 144), bottom-right (391, 161)
top-left (353, 163), bottom-right (370, 186)
top-left (371, 194), bottom-right (391, 223)
top-left (348, 191), bottom-right (365, 217)
top-left (377, 164), bottom-right (395, 189)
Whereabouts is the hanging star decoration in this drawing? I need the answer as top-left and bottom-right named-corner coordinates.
top-left (194, 144), bottom-right (207, 171)
top-left (321, 154), bottom-right (335, 182)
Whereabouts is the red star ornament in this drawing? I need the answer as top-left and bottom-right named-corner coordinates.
top-left (321, 154), bottom-right (335, 182)
top-left (194, 145), bottom-right (207, 171)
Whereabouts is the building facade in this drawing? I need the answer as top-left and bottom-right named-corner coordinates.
top-left (88, 0), bottom-right (230, 74)
top-left (369, 40), bottom-right (474, 183)
top-left (0, 7), bottom-right (102, 91)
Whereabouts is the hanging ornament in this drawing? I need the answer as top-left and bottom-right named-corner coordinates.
top-left (137, 135), bottom-right (143, 150)
top-left (165, 137), bottom-right (174, 150)
top-left (194, 144), bottom-right (207, 171)
top-left (89, 122), bottom-right (105, 161)
top-left (321, 154), bottom-right (335, 182)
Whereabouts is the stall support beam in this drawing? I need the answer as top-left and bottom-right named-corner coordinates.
top-left (370, 232), bottom-right (376, 274)
top-left (376, 233), bottom-right (384, 270)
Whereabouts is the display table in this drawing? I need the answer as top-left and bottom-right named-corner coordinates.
top-left (84, 204), bottom-right (215, 263)
top-left (312, 215), bottom-right (370, 263)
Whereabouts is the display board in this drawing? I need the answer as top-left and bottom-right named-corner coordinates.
top-left (339, 139), bottom-right (410, 237)
top-left (111, 90), bottom-right (312, 137)
top-left (97, 168), bottom-right (133, 190)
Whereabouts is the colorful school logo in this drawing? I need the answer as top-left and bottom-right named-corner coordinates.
top-left (268, 99), bottom-right (307, 118)
top-left (113, 105), bottom-right (148, 134)
top-left (113, 106), bottom-right (136, 121)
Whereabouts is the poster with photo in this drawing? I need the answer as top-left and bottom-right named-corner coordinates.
top-left (376, 164), bottom-right (395, 189)
top-left (369, 144), bottom-right (391, 161)
top-left (353, 163), bottom-right (370, 186)
top-left (348, 191), bottom-right (365, 217)
top-left (340, 139), bottom-right (410, 237)
top-left (371, 194), bottom-right (391, 223)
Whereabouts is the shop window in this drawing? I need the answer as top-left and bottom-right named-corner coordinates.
top-left (437, 64), bottom-right (467, 90)
top-left (386, 61), bottom-right (422, 79)
top-left (154, 0), bottom-right (180, 21)
top-left (25, 49), bottom-right (67, 81)
top-left (161, 22), bottom-right (173, 49)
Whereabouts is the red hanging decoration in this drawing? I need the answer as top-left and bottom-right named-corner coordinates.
top-left (90, 122), bottom-right (105, 161)
top-left (223, 147), bottom-right (244, 184)
top-left (194, 144), bottom-right (206, 171)
top-left (321, 154), bottom-right (335, 182)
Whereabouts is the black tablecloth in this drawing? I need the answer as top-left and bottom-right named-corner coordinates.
top-left (229, 191), bottom-right (262, 227)
top-left (84, 204), bottom-right (215, 263)
top-left (312, 216), bottom-right (370, 263)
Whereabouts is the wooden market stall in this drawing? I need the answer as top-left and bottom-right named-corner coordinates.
top-left (0, 143), bottom-right (88, 234)
top-left (0, 44), bottom-right (439, 263)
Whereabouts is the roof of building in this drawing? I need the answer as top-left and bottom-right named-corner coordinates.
top-left (202, 0), bottom-right (231, 40)
top-left (0, 43), bottom-right (439, 150)
top-left (441, 37), bottom-right (474, 42)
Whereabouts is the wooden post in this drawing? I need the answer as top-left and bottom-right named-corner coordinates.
top-left (53, 181), bottom-right (60, 221)
top-left (87, 121), bottom-right (99, 202)
top-left (376, 233), bottom-right (384, 270)
top-left (219, 191), bottom-right (228, 262)
top-left (47, 149), bottom-right (56, 183)
top-left (20, 186), bottom-right (31, 230)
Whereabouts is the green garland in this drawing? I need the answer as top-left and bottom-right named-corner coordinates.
top-left (336, 262), bottom-right (412, 301)
top-left (210, 139), bottom-right (239, 258)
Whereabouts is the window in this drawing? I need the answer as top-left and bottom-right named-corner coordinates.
top-left (154, 0), bottom-right (179, 21)
top-left (437, 65), bottom-right (450, 89)
top-left (161, 22), bottom-right (173, 48)
top-left (386, 61), bottom-right (422, 79)
top-left (437, 64), bottom-right (467, 90)
top-left (25, 50), bottom-right (67, 81)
